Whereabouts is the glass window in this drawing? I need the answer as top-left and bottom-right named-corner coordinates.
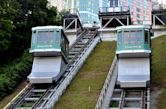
top-left (136, 8), bottom-right (141, 12)
top-left (117, 31), bottom-right (122, 45)
top-left (145, 30), bottom-right (149, 44)
top-left (123, 30), bottom-right (143, 45)
top-left (36, 31), bottom-right (55, 45)
top-left (115, 0), bottom-right (118, 7)
top-left (136, 30), bottom-right (143, 44)
top-left (110, 0), bottom-right (113, 7)
top-left (130, 30), bottom-right (136, 44)
top-left (124, 31), bottom-right (130, 45)
top-left (61, 34), bottom-right (66, 51)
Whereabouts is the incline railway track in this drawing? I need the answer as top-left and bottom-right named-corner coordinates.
top-left (95, 58), bottom-right (150, 109)
top-left (110, 87), bottom-right (150, 109)
top-left (5, 29), bottom-right (100, 109)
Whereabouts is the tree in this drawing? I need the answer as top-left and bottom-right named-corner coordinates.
top-left (0, 0), bottom-right (61, 64)
top-left (12, 0), bottom-right (61, 52)
top-left (0, 0), bottom-right (17, 52)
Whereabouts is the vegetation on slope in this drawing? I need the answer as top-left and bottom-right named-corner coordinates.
top-left (151, 35), bottom-right (166, 87)
top-left (54, 42), bottom-right (116, 109)
top-left (0, 51), bottom-right (32, 100)
top-left (0, 0), bottom-right (61, 102)
top-left (151, 34), bottom-right (166, 109)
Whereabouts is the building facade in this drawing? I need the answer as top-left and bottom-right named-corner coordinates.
top-left (152, 0), bottom-right (160, 9)
top-left (76, 0), bottom-right (109, 26)
top-left (48, 0), bottom-right (65, 11)
top-left (120, 0), bottom-right (152, 25)
top-left (76, 0), bottom-right (100, 26)
top-left (99, 0), bottom-right (110, 7)
top-left (65, 0), bottom-right (77, 10)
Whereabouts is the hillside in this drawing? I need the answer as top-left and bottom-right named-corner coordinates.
top-left (54, 42), bottom-right (116, 109)
top-left (151, 34), bottom-right (166, 109)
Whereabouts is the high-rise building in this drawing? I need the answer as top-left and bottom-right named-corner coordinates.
top-left (152, 0), bottom-right (160, 9)
top-left (120, 0), bottom-right (152, 25)
top-left (99, 0), bottom-right (110, 7)
top-left (110, 0), bottom-right (121, 7)
top-left (64, 0), bottom-right (110, 26)
top-left (48, 0), bottom-right (65, 11)
top-left (76, 0), bottom-right (100, 26)
top-left (65, 0), bottom-right (77, 10)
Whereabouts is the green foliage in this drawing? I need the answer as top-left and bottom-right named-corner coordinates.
top-left (0, 0), bottom-right (61, 101)
top-left (0, 0), bottom-right (61, 64)
top-left (12, 0), bottom-right (61, 53)
top-left (0, 0), bottom-right (17, 52)
top-left (0, 51), bottom-right (32, 100)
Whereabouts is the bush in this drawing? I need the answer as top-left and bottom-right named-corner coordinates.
top-left (0, 50), bottom-right (32, 100)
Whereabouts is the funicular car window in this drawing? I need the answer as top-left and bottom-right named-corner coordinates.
top-left (61, 34), bottom-right (66, 52)
top-left (37, 31), bottom-right (55, 45)
top-left (117, 31), bottom-right (122, 45)
top-left (136, 30), bottom-right (143, 44)
top-left (145, 30), bottom-right (149, 44)
top-left (124, 31), bottom-right (130, 45)
top-left (130, 30), bottom-right (136, 44)
top-left (124, 30), bottom-right (142, 45)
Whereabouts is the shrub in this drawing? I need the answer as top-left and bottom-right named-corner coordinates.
top-left (0, 50), bottom-right (32, 100)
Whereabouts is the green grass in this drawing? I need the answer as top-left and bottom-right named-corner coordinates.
top-left (151, 35), bottom-right (166, 87)
top-left (156, 89), bottom-right (166, 109)
top-left (151, 34), bottom-right (166, 109)
top-left (54, 41), bottom-right (116, 109)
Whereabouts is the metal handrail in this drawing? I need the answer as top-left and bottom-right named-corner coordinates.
top-left (99, 6), bottom-right (130, 13)
top-left (95, 56), bottom-right (117, 109)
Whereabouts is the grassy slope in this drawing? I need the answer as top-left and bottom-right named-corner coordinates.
top-left (151, 35), bottom-right (166, 86)
top-left (151, 35), bottom-right (166, 109)
top-left (54, 42), bottom-right (116, 109)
